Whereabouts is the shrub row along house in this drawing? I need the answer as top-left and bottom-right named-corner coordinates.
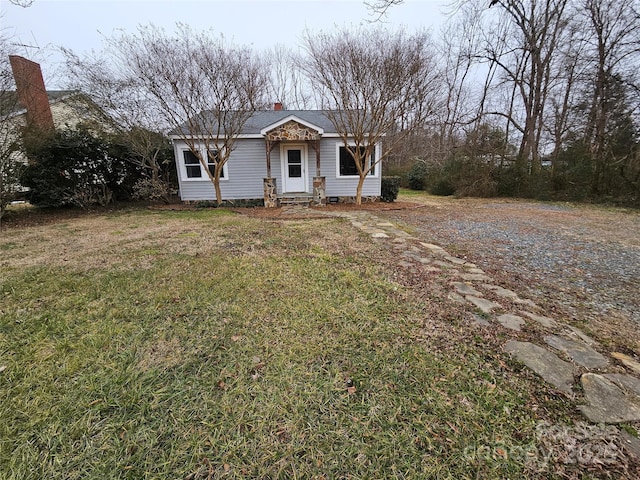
top-left (170, 104), bottom-right (382, 207)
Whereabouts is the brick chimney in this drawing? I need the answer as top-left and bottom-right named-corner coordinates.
top-left (274, 102), bottom-right (283, 111)
top-left (9, 55), bottom-right (55, 131)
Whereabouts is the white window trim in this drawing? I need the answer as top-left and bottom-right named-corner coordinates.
top-left (335, 141), bottom-right (380, 179)
top-left (178, 146), bottom-right (229, 182)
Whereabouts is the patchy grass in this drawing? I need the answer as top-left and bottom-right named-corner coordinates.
top-left (0, 206), bottom-right (616, 478)
top-left (397, 188), bottom-right (426, 198)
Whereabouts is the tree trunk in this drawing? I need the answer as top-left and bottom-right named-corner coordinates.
top-left (213, 177), bottom-right (222, 206)
top-left (355, 175), bottom-right (365, 205)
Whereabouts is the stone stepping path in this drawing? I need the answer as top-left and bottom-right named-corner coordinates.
top-left (579, 374), bottom-right (640, 423)
top-left (321, 208), bottom-right (640, 427)
top-left (504, 340), bottom-right (575, 394)
top-left (544, 334), bottom-right (609, 369)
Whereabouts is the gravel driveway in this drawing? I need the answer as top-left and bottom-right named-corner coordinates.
top-left (377, 197), bottom-right (640, 351)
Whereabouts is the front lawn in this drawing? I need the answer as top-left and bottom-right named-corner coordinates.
top-left (0, 207), bottom-right (574, 478)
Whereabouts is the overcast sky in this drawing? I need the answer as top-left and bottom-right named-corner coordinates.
top-left (1, 0), bottom-right (450, 88)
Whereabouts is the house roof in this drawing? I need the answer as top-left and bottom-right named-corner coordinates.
top-left (169, 110), bottom-right (340, 137)
top-left (0, 90), bottom-right (79, 119)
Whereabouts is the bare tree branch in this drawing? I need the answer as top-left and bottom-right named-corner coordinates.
top-left (9, 0), bottom-right (35, 7)
top-left (83, 24), bottom-right (270, 205)
top-left (364, 0), bottom-right (405, 22)
top-left (0, 33), bottom-right (25, 219)
top-left (301, 27), bottom-right (442, 203)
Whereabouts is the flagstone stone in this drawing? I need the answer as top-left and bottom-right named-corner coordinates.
top-left (423, 266), bottom-right (442, 273)
top-left (448, 292), bottom-right (466, 304)
top-left (520, 310), bottom-right (557, 328)
top-left (564, 325), bottom-right (599, 346)
top-left (607, 373), bottom-right (640, 395)
top-left (579, 373), bottom-right (640, 423)
top-left (452, 282), bottom-right (482, 297)
top-left (470, 313), bottom-right (491, 327)
top-left (461, 273), bottom-right (493, 282)
top-left (621, 430), bottom-right (640, 459)
top-left (482, 284), bottom-right (520, 301)
top-left (419, 242), bottom-right (447, 254)
top-left (444, 255), bottom-right (468, 265)
top-left (611, 352), bottom-right (640, 375)
top-left (504, 341), bottom-right (575, 395)
top-left (496, 313), bottom-right (526, 331)
top-left (327, 209), bottom-right (640, 425)
top-left (465, 295), bottom-right (501, 314)
top-left (433, 260), bottom-right (454, 269)
top-left (466, 268), bottom-right (485, 274)
top-left (514, 298), bottom-right (538, 308)
top-left (544, 335), bottom-right (609, 369)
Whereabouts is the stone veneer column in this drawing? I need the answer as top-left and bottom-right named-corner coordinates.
top-left (312, 176), bottom-right (326, 206)
top-left (264, 178), bottom-right (278, 208)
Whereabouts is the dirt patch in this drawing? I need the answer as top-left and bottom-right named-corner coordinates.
top-left (137, 337), bottom-right (184, 371)
top-left (1, 200), bottom-right (423, 227)
top-left (230, 201), bottom-right (424, 219)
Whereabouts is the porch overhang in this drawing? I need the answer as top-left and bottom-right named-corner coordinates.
top-left (260, 115), bottom-right (324, 140)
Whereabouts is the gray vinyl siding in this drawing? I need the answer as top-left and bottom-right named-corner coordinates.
top-left (175, 139), bottom-right (269, 201)
top-left (321, 139), bottom-right (381, 197)
top-left (174, 137), bottom-right (381, 201)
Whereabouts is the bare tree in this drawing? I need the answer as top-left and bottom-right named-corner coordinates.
top-left (580, 0), bottom-right (640, 193)
top-left (62, 47), bottom-right (173, 199)
top-left (365, 0), bottom-right (405, 21)
top-left (104, 24), bottom-right (270, 205)
top-left (544, 16), bottom-right (587, 177)
top-left (479, 0), bottom-right (570, 174)
top-left (9, 0), bottom-right (35, 7)
top-left (0, 34), bottom-right (24, 220)
top-left (266, 45), bottom-right (312, 110)
top-left (436, 4), bottom-right (488, 157)
top-left (301, 27), bottom-right (441, 204)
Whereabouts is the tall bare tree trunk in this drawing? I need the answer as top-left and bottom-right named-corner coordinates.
top-left (355, 176), bottom-right (365, 205)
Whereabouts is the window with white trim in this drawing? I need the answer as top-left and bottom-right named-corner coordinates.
top-left (207, 149), bottom-right (224, 178)
top-left (183, 150), bottom-right (202, 178)
top-left (337, 144), bottom-right (377, 177)
top-left (180, 147), bottom-right (227, 181)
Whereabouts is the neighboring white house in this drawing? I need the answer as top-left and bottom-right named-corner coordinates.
top-left (1, 90), bottom-right (102, 130)
top-left (169, 106), bottom-right (382, 206)
top-left (1, 56), bottom-right (114, 201)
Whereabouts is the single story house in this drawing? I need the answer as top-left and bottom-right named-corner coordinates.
top-left (169, 104), bottom-right (382, 206)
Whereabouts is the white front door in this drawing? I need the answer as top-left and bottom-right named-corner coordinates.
top-left (282, 145), bottom-right (307, 193)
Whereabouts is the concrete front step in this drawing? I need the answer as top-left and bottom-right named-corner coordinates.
top-left (279, 196), bottom-right (312, 206)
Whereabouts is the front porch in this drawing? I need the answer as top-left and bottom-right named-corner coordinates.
top-left (262, 117), bottom-right (326, 208)
top-left (264, 177), bottom-right (326, 208)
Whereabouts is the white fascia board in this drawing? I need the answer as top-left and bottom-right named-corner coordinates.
top-left (259, 115), bottom-right (325, 136)
top-left (169, 133), bottom-right (264, 141)
top-left (320, 133), bottom-right (344, 138)
top-left (168, 132), bottom-right (383, 141)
